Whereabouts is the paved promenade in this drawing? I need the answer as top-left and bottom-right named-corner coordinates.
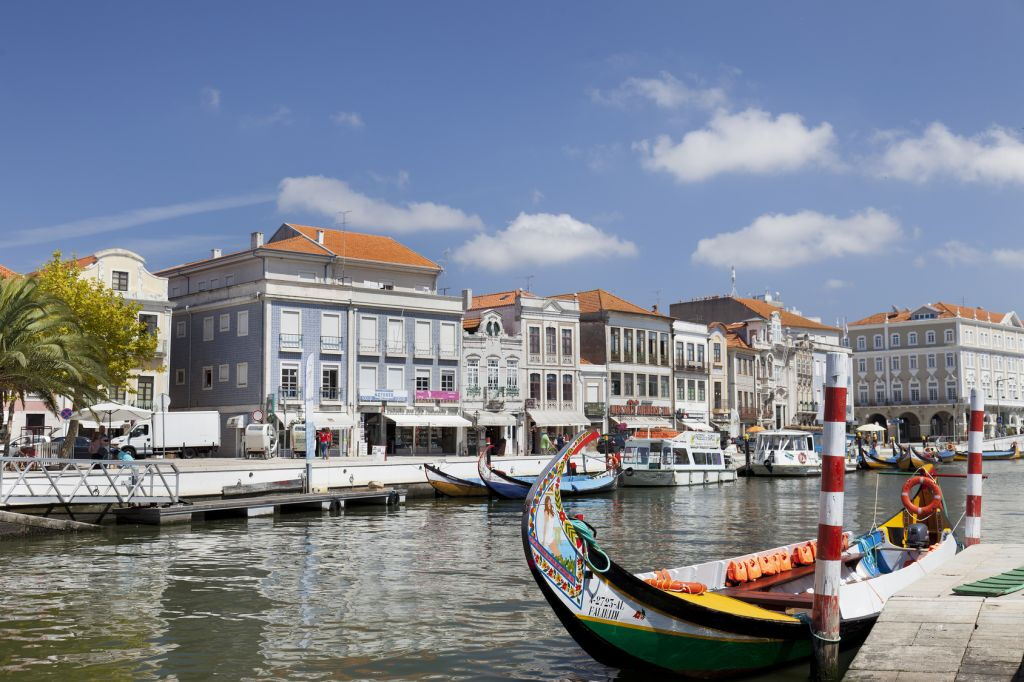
top-left (846, 543), bottom-right (1024, 681)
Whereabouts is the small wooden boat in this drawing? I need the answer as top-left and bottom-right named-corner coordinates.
top-left (478, 448), bottom-right (618, 499)
top-left (908, 446), bottom-right (942, 465)
top-left (858, 446), bottom-right (899, 470)
top-left (522, 430), bottom-right (957, 678)
top-left (953, 442), bottom-right (1021, 461)
top-left (423, 462), bottom-right (489, 497)
top-left (896, 451), bottom-right (930, 471)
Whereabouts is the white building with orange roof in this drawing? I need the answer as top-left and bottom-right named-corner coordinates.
top-left (850, 301), bottom-right (1024, 440)
top-left (157, 223), bottom-right (468, 457)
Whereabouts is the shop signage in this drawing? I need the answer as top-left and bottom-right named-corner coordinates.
top-left (415, 390), bottom-right (459, 401)
top-left (609, 400), bottom-right (671, 417)
top-left (358, 388), bottom-right (409, 402)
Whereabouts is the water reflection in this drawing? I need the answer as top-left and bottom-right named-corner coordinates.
top-left (1, 462), bottom-right (1022, 680)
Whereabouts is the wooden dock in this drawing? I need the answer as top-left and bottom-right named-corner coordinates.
top-left (847, 543), bottom-right (1024, 681)
top-left (113, 488), bottom-right (404, 525)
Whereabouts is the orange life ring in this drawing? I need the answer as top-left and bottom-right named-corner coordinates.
top-left (902, 475), bottom-right (943, 516)
top-left (798, 452), bottom-right (807, 464)
top-left (645, 569), bottom-right (707, 594)
top-left (945, 443), bottom-right (955, 452)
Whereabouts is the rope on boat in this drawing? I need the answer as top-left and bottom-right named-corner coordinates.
top-left (795, 612), bottom-right (841, 643)
top-left (568, 518), bottom-right (611, 573)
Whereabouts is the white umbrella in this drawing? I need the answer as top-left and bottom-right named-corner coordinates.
top-left (856, 423), bottom-right (886, 433)
top-left (70, 402), bottom-right (153, 431)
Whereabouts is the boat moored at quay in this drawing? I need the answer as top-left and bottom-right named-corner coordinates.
top-left (621, 431), bottom-right (736, 487)
top-left (745, 429), bottom-right (821, 476)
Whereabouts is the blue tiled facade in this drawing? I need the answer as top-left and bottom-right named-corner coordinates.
top-left (268, 301), bottom-right (349, 404)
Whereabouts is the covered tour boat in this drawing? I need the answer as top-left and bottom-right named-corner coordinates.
top-left (522, 430), bottom-right (957, 678)
top-left (746, 429), bottom-right (820, 476)
top-left (620, 431), bottom-right (736, 487)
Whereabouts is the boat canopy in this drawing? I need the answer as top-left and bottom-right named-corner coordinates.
top-left (527, 409), bottom-right (590, 427)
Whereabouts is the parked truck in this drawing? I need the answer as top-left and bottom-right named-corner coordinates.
top-left (111, 411), bottom-right (221, 458)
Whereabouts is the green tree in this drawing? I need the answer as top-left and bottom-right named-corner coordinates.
top-left (0, 276), bottom-right (108, 455)
top-left (34, 253), bottom-right (158, 455)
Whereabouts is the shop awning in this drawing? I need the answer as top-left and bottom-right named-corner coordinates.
top-left (680, 419), bottom-right (714, 432)
top-left (386, 414), bottom-right (472, 427)
top-left (274, 411), bottom-right (355, 427)
top-left (475, 411), bottom-right (517, 427)
top-left (527, 409), bottom-right (591, 427)
top-left (610, 415), bottom-right (674, 429)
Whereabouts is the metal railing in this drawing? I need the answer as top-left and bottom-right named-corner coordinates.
top-left (358, 340), bottom-right (380, 354)
top-left (439, 346), bottom-right (458, 360)
top-left (0, 458), bottom-right (179, 518)
top-left (320, 336), bottom-right (343, 352)
top-left (321, 387), bottom-right (342, 401)
top-left (279, 333), bottom-right (303, 349)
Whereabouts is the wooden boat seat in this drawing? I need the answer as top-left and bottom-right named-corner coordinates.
top-left (718, 556), bottom-right (863, 611)
top-left (721, 562), bottom-right (817, 594)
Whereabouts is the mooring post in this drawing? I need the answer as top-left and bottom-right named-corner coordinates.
top-left (965, 388), bottom-right (985, 546)
top-left (811, 352), bottom-right (847, 681)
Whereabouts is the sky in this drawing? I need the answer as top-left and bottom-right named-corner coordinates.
top-left (4, 2), bottom-right (1024, 324)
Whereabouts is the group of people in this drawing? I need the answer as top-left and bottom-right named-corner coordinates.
top-left (535, 428), bottom-right (572, 455)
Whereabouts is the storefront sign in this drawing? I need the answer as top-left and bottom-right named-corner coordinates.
top-left (358, 388), bottom-right (409, 402)
top-left (609, 400), bottom-right (671, 417)
top-left (415, 390), bottom-right (459, 401)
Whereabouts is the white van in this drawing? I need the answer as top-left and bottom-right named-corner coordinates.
top-left (111, 411), bottom-right (220, 458)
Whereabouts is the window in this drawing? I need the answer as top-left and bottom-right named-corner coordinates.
top-left (965, 352), bottom-right (974, 368)
top-left (662, 375), bottom-right (671, 398)
top-left (415, 368), bottom-right (431, 392)
top-left (908, 332), bottom-right (918, 346)
top-left (224, 274), bottom-right (235, 286)
top-left (176, 320), bottom-right (186, 338)
top-left (926, 331), bottom-right (936, 345)
top-left (281, 364), bottom-right (299, 398)
top-left (175, 368), bottom-right (185, 385)
top-left (487, 358), bottom-right (499, 388)
top-left (874, 357), bottom-right (883, 372)
top-left (928, 382), bottom-right (939, 402)
top-left (873, 334), bottom-right (883, 349)
top-left (197, 280), bottom-right (208, 291)
top-left (111, 271), bottom-right (129, 291)
top-left (202, 366), bottom-right (213, 390)
top-left (624, 373), bottom-right (634, 396)
top-left (636, 373), bottom-right (646, 397)
top-left (237, 310), bottom-right (249, 336)
top-left (610, 328), bottom-right (621, 362)
top-left (562, 374), bottom-right (573, 402)
top-left (927, 354), bottom-right (936, 369)
top-left (892, 382), bottom-right (903, 402)
top-left (546, 373), bottom-right (557, 401)
top-left (219, 313), bottom-right (230, 332)
top-left (859, 385), bottom-right (868, 404)
top-left (660, 334), bottom-right (669, 364)
top-left (909, 383), bottom-right (921, 402)
top-left (545, 327), bottom-right (557, 355)
top-left (415, 320), bottom-right (431, 354)
top-left (946, 382), bottom-right (957, 401)
top-left (386, 366), bottom-right (404, 391)
top-left (210, 278), bottom-right (219, 289)
top-left (138, 314), bottom-right (158, 338)
top-left (686, 343), bottom-right (695, 363)
top-left (529, 327), bottom-right (541, 355)
top-left (649, 375), bottom-right (658, 397)
top-left (386, 318), bottom-right (405, 353)
top-left (440, 322), bottom-right (457, 356)
top-left (909, 355), bottom-right (918, 370)
top-left (562, 329), bottom-right (573, 358)
top-left (944, 329), bottom-right (954, 343)
top-left (611, 372), bottom-right (622, 396)
top-left (688, 379), bottom-right (696, 401)
top-left (441, 369), bottom-right (455, 392)
top-left (321, 313), bottom-right (341, 350)
top-left (218, 364), bottom-right (229, 382)
top-left (891, 333), bottom-right (901, 347)
top-left (648, 333), bottom-right (657, 364)
top-left (891, 356), bottom-right (900, 371)
top-left (676, 377), bottom-right (686, 401)
top-left (713, 381), bottom-right (722, 409)
top-left (697, 344), bottom-right (705, 365)
top-left (237, 363), bottom-right (248, 389)
top-left (359, 315), bottom-right (378, 352)
top-left (858, 358), bottom-right (867, 373)
top-left (467, 359), bottom-right (479, 388)
top-left (281, 310), bottom-right (301, 348)
top-left (875, 384), bottom-right (885, 402)
top-left (359, 365), bottom-right (377, 395)
top-left (623, 329), bottom-right (633, 362)
top-left (713, 342), bottom-right (722, 364)
top-left (506, 360), bottom-right (518, 388)
top-left (529, 372), bottom-right (541, 400)
top-left (136, 376), bottom-right (154, 409)
top-left (203, 316), bottom-right (214, 341)
top-left (857, 336), bottom-right (866, 351)
top-left (636, 331), bottom-right (646, 363)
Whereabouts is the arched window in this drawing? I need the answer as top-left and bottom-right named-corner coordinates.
top-left (891, 381), bottom-right (903, 403)
top-left (487, 358), bottom-right (499, 388)
top-left (546, 373), bottom-right (558, 401)
top-left (562, 374), bottom-right (573, 402)
top-left (466, 358), bottom-right (479, 388)
top-left (529, 372), bottom-right (541, 400)
top-left (506, 359), bottom-right (518, 388)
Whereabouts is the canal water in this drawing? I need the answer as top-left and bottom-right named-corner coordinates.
top-left (2, 463), bottom-right (1023, 681)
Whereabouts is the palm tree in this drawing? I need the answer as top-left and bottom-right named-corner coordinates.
top-left (0, 276), bottom-right (108, 455)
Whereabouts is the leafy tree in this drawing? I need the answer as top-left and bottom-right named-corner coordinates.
top-left (34, 253), bottom-right (158, 455)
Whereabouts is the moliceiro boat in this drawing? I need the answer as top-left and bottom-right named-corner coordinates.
top-left (478, 448), bottom-right (618, 500)
top-left (953, 442), bottom-right (1021, 461)
top-left (423, 463), bottom-right (488, 497)
top-left (522, 430), bottom-right (957, 678)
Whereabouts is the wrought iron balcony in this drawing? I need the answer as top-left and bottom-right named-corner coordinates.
top-left (279, 387), bottom-right (300, 401)
top-left (385, 341), bottom-right (407, 356)
top-left (438, 346), bottom-right (458, 360)
top-left (320, 336), bottom-right (343, 353)
top-left (279, 333), bottom-right (303, 349)
top-left (465, 385), bottom-right (482, 398)
top-left (358, 339), bottom-right (380, 355)
top-left (321, 387), bottom-right (341, 401)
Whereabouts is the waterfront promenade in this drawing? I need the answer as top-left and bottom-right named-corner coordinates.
top-left (847, 543), bottom-right (1024, 680)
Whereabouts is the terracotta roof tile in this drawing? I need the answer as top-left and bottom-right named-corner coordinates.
top-left (733, 297), bottom-right (838, 332)
top-left (75, 255), bottom-right (98, 268)
top-left (467, 290), bottom-right (533, 310)
top-left (555, 289), bottom-right (665, 317)
top-left (280, 224), bottom-right (439, 269)
top-left (462, 318), bottom-right (480, 331)
top-left (850, 302), bottom-right (1007, 327)
top-left (726, 332), bottom-right (750, 350)
top-left (0, 264), bottom-right (18, 278)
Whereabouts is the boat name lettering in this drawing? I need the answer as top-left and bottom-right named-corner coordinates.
top-left (587, 595), bottom-right (624, 621)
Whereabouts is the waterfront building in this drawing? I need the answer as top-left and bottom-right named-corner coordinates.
top-left (466, 289), bottom-right (587, 453)
top-left (7, 250), bottom-right (170, 438)
top-left (461, 289), bottom-right (524, 455)
top-left (850, 302), bottom-right (1024, 439)
top-left (159, 224), bottom-right (466, 457)
top-left (672, 320), bottom-right (712, 430)
top-left (671, 293), bottom-right (853, 430)
top-left (580, 360), bottom-right (609, 435)
top-left (707, 324), bottom-right (730, 432)
top-left (563, 289), bottom-right (675, 436)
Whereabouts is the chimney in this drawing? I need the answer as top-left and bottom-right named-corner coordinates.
top-left (462, 288), bottom-right (473, 310)
top-left (652, 304), bottom-right (659, 314)
top-left (211, 248), bottom-right (222, 259)
top-left (251, 231), bottom-right (264, 249)
top-left (316, 229), bottom-right (325, 244)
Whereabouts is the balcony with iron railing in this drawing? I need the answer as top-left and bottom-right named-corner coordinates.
top-left (135, 399), bottom-right (154, 410)
top-left (738, 407), bottom-right (759, 420)
top-left (439, 345), bottom-right (458, 360)
top-left (358, 339), bottom-right (380, 355)
top-left (675, 361), bottom-right (707, 372)
top-left (385, 341), bottom-right (407, 356)
top-left (320, 336), bottom-right (343, 353)
top-left (321, 387), bottom-right (342, 402)
top-left (279, 333), bottom-right (303, 350)
top-left (465, 385), bottom-right (482, 399)
top-left (279, 387), bottom-right (301, 402)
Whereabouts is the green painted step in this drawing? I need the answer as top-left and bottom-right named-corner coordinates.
top-left (952, 566), bottom-right (1024, 597)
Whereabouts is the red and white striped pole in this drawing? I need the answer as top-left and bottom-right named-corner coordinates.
top-left (811, 352), bottom-right (847, 681)
top-left (965, 388), bottom-right (985, 547)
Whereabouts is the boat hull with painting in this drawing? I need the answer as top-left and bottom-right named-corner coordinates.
top-left (477, 450), bottom-right (618, 499)
top-left (423, 463), bottom-right (489, 497)
top-left (522, 431), bottom-right (958, 678)
top-left (746, 430), bottom-right (820, 476)
top-left (953, 442), bottom-right (1021, 461)
top-left (621, 431), bottom-right (735, 487)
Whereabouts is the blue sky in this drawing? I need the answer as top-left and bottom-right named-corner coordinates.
top-left (4, 2), bottom-right (1024, 322)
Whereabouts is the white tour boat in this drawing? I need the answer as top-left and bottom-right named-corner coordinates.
top-left (621, 431), bottom-right (736, 486)
top-left (747, 429), bottom-right (821, 476)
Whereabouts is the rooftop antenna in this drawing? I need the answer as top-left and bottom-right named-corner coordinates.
top-left (525, 274), bottom-right (534, 292)
top-left (654, 289), bottom-right (662, 309)
top-left (437, 248), bottom-right (452, 293)
top-left (335, 210), bottom-right (352, 281)
top-left (730, 266), bottom-right (737, 297)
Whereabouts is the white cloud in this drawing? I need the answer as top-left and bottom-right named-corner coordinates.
top-left (368, 170), bottom-right (410, 189)
top-left (636, 108), bottom-right (838, 182)
top-left (277, 175), bottom-right (482, 232)
top-left (241, 106), bottom-right (292, 129)
top-left (877, 122), bottom-right (1024, 184)
top-left (201, 87), bottom-right (221, 112)
top-left (330, 111), bottom-right (364, 129)
top-left (824, 279), bottom-right (848, 290)
top-left (453, 212), bottom-right (637, 271)
top-left (929, 240), bottom-right (1024, 269)
top-left (692, 209), bottom-right (901, 269)
top-left (5, 193), bottom-right (275, 248)
top-left (531, 189), bottom-right (544, 205)
top-left (562, 143), bottom-right (621, 173)
top-left (592, 71), bottom-right (726, 110)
